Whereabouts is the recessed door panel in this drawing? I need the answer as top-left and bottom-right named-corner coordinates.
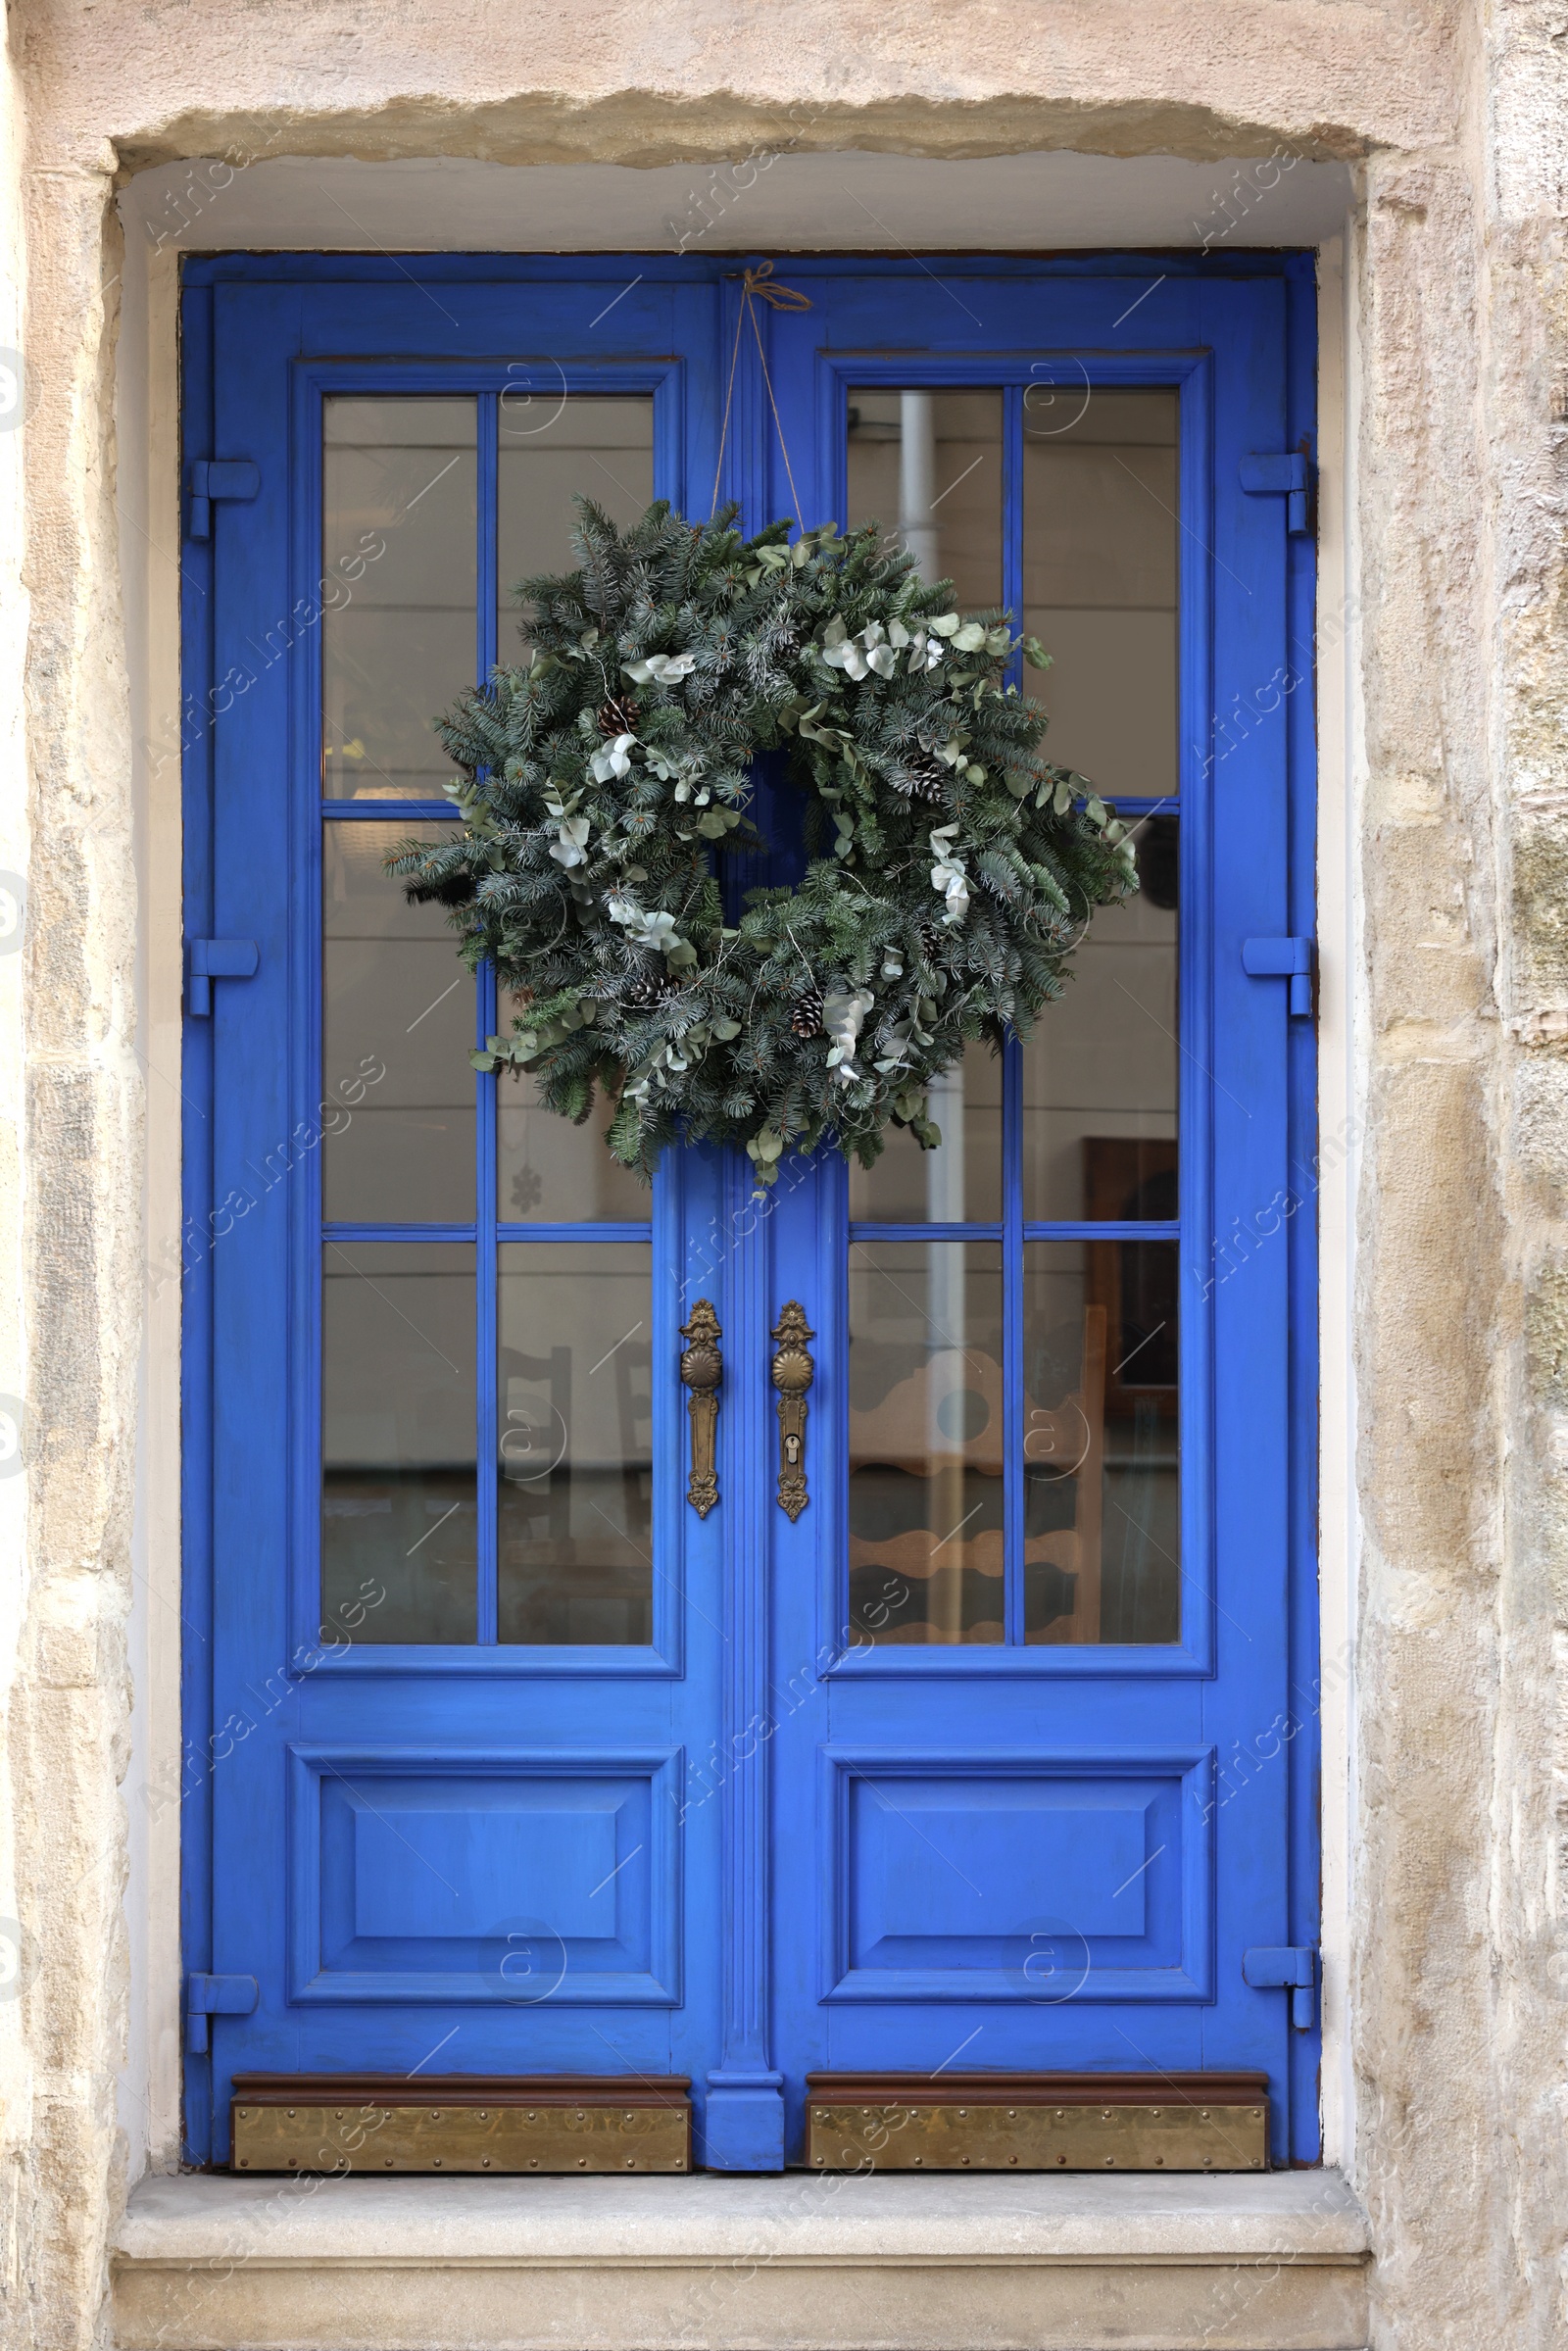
top-left (822, 1752), bottom-right (1211, 2000)
top-left (291, 1749), bottom-right (681, 2003)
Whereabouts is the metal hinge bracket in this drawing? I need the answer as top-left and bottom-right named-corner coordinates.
top-left (186, 937), bottom-right (259, 1017)
top-left (1243, 1945), bottom-right (1317, 2030)
top-left (1242, 935), bottom-right (1315, 1018)
top-left (187, 459), bottom-right (261, 541)
top-left (185, 1972), bottom-right (258, 2054)
top-left (1239, 450), bottom-right (1315, 537)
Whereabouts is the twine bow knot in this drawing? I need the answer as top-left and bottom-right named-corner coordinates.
top-left (739, 260), bottom-right (812, 313)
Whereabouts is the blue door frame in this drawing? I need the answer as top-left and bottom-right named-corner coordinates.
top-left (179, 251), bottom-right (1320, 2169)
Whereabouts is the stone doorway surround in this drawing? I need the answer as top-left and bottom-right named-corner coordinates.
top-left (0, 6), bottom-right (1563, 2349)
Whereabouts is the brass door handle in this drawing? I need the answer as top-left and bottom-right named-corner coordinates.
top-left (771, 1301), bottom-right (814, 1519)
top-left (680, 1300), bottom-right (722, 1517)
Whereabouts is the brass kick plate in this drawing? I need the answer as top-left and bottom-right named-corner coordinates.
top-left (806, 2072), bottom-right (1268, 2174)
top-left (230, 2074), bottom-right (691, 2175)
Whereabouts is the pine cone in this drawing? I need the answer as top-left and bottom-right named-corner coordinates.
top-left (892, 751), bottom-right (949, 803)
top-left (596, 694), bottom-right (641, 738)
top-left (790, 988), bottom-right (825, 1039)
top-left (621, 963), bottom-right (667, 1010)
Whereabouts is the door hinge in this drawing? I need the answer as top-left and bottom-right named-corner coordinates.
top-left (1239, 451), bottom-right (1315, 537)
top-left (1243, 1945), bottom-right (1317, 2030)
top-left (1242, 935), bottom-right (1315, 1018)
top-left (186, 937), bottom-right (259, 1017)
top-left (185, 1972), bottom-right (258, 2054)
top-left (187, 459), bottom-right (261, 541)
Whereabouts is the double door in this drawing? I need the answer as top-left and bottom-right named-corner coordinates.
top-left (181, 254), bottom-right (1318, 2168)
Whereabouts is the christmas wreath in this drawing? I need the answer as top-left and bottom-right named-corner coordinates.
top-left (391, 497), bottom-right (1137, 1185)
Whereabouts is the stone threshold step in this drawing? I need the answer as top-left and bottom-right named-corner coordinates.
top-left (115, 2168), bottom-right (1371, 2351)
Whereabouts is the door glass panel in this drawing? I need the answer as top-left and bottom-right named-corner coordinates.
top-left (848, 1242), bottom-right (1004, 1646)
top-left (848, 1048), bottom-right (1002, 1224)
top-left (1023, 1241), bottom-right (1179, 1644)
top-left (498, 1243), bottom-right (654, 1644)
top-left (1021, 815), bottom-right (1178, 1222)
top-left (1021, 387), bottom-right (1177, 803)
top-left (322, 821), bottom-right (473, 1223)
top-left (321, 1243), bottom-right (477, 1644)
top-left (847, 388), bottom-right (1003, 604)
top-left (499, 1067), bottom-right (651, 1222)
top-left (498, 396), bottom-right (655, 662)
top-left (321, 397), bottom-right (476, 799)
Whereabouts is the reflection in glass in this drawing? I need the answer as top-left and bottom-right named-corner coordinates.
top-left (498, 1245), bottom-right (653, 1644)
top-left (322, 823), bottom-right (473, 1223)
top-left (847, 389), bottom-right (1003, 607)
top-left (321, 398), bottom-right (476, 799)
top-left (321, 1244), bottom-right (476, 1644)
top-left (1022, 388), bottom-right (1177, 805)
top-left (848, 1046), bottom-right (1002, 1224)
top-left (498, 397), bottom-right (654, 662)
top-left (1023, 1243), bottom-right (1178, 1644)
top-left (498, 1065), bottom-right (651, 1223)
top-left (1021, 815), bottom-right (1177, 1221)
top-left (848, 1244), bottom-right (1004, 1645)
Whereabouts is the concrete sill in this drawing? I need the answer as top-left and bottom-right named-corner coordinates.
top-left (115, 2168), bottom-right (1371, 2351)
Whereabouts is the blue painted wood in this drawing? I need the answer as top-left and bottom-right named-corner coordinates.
top-left (177, 275), bottom-right (219, 2165)
top-left (1284, 250), bottom-right (1323, 2164)
top-left (702, 1144), bottom-right (785, 2172)
top-left (185, 254), bottom-right (1316, 2172)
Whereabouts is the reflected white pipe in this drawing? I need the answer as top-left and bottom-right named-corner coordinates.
top-left (899, 390), bottom-right (940, 588)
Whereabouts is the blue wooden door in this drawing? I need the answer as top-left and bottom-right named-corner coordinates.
top-left (182, 256), bottom-right (1317, 2169)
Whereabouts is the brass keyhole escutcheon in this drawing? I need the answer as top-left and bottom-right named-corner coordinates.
top-left (679, 1299), bottom-right (722, 1517)
top-left (771, 1301), bottom-right (814, 1519)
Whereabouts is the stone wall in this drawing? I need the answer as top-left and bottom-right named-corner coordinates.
top-left (0, 2), bottom-right (1562, 2346)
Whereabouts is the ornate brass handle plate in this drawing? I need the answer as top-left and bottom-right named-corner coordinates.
top-left (771, 1301), bottom-right (815, 1520)
top-left (679, 1300), bottom-right (722, 1517)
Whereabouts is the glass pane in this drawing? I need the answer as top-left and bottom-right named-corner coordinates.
top-left (321, 1243), bottom-right (476, 1645)
top-left (1021, 814), bottom-right (1178, 1221)
top-left (847, 389), bottom-right (1003, 603)
top-left (498, 1244), bottom-right (653, 1644)
top-left (1022, 388), bottom-right (1177, 804)
top-left (322, 822), bottom-right (474, 1223)
top-left (1023, 1242), bottom-right (1179, 1645)
top-left (498, 396), bottom-right (655, 663)
top-left (848, 1046), bottom-right (1002, 1223)
top-left (499, 1066), bottom-right (651, 1222)
top-left (848, 1243), bottom-right (1004, 1646)
top-left (322, 396), bottom-right (476, 799)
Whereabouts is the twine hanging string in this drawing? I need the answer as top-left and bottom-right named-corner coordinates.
top-left (710, 261), bottom-right (813, 527)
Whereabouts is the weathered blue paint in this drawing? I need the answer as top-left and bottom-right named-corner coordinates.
top-left (181, 254), bottom-right (1319, 2171)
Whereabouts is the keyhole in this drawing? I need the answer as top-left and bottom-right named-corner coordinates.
top-left (785, 1434), bottom-right (801, 1463)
